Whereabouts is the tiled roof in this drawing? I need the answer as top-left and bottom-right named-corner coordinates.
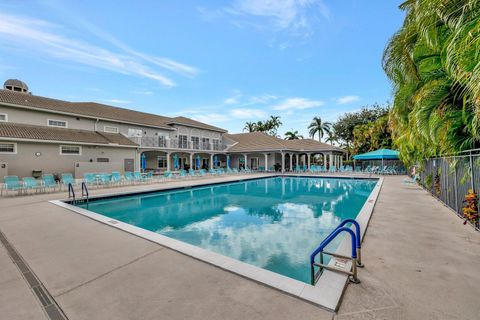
top-left (0, 89), bottom-right (227, 132)
top-left (167, 116), bottom-right (227, 133)
top-left (282, 138), bottom-right (344, 152)
top-left (225, 132), bottom-right (344, 153)
top-left (0, 122), bottom-right (138, 146)
top-left (225, 132), bottom-right (286, 152)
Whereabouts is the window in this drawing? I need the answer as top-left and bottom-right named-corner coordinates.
top-left (191, 136), bottom-right (200, 149)
top-left (158, 134), bottom-right (167, 147)
top-left (60, 145), bottom-right (81, 155)
top-left (48, 119), bottom-right (68, 128)
top-left (202, 137), bottom-right (210, 150)
top-left (0, 143), bottom-right (16, 154)
top-left (104, 126), bottom-right (119, 133)
top-left (213, 139), bottom-right (221, 151)
top-left (0, 113), bottom-right (7, 122)
top-left (127, 128), bottom-right (143, 137)
top-left (97, 158), bottom-right (109, 162)
top-left (157, 156), bottom-right (167, 169)
top-left (178, 135), bottom-right (188, 149)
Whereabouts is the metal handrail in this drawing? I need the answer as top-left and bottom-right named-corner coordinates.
top-left (310, 220), bottom-right (361, 285)
top-left (68, 183), bottom-right (75, 200)
top-left (81, 182), bottom-right (89, 202)
top-left (333, 219), bottom-right (363, 267)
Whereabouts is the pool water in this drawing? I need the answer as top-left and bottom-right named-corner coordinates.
top-left (77, 177), bottom-right (377, 283)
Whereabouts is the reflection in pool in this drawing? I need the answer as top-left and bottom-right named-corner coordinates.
top-left (77, 177), bottom-right (377, 283)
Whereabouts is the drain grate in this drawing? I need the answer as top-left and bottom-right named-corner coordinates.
top-left (0, 229), bottom-right (68, 320)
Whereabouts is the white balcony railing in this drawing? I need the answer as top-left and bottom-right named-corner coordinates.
top-left (129, 136), bottom-right (225, 151)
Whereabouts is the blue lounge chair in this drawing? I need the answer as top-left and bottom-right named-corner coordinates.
top-left (42, 174), bottom-right (58, 192)
top-left (133, 171), bottom-right (144, 183)
top-left (111, 171), bottom-right (123, 185)
top-left (163, 171), bottom-right (172, 179)
top-left (124, 171), bottom-right (135, 184)
top-left (2, 176), bottom-right (23, 196)
top-left (143, 171), bottom-right (154, 182)
top-left (23, 177), bottom-right (42, 193)
top-left (61, 173), bottom-right (77, 189)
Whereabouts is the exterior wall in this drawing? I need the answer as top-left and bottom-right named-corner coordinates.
top-left (0, 104), bottom-right (172, 138)
top-left (0, 141), bottom-right (137, 178)
top-left (0, 105), bottom-right (96, 130)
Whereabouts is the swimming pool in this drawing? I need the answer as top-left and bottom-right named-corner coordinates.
top-left (75, 176), bottom-right (377, 284)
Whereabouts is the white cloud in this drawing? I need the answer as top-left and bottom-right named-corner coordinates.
top-left (248, 94), bottom-right (278, 104)
top-left (222, 0), bottom-right (330, 37)
top-left (337, 95), bottom-right (360, 105)
top-left (224, 97), bottom-right (240, 105)
top-left (0, 13), bottom-right (198, 87)
top-left (230, 108), bottom-right (266, 119)
top-left (192, 113), bottom-right (231, 123)
top-left (102, 99), bottom-right (131, 104)
top-left (272, 97), bottom-right (324, 111)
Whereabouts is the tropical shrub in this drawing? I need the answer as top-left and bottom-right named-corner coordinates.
top-left (383, 0), bottom-right (480, 166)
top-left (462, 189), bottom-right (479, 226)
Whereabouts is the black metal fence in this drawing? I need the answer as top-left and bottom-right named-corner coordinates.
top-left (420, 149), bottom-right (480, 231)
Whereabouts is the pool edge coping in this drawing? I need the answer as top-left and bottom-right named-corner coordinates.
top-left (49, 174), bottom-right (384, 312)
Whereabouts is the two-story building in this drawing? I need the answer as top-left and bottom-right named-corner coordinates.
top-left (0, 79), bottom-right (345, 180)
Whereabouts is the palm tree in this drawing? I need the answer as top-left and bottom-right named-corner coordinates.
top-left (243, 122), bottom-right (256, 132)
top-left (383, 0), bottom-right (480, 165)
top-left (284, 130), bottom-right (303, 140)
top-left (308, 117), bottom-right (331, 142)
top-left (325, 131), bottom-right (337, 146)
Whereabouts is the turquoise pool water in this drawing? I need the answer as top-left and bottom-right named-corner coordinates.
top-left (76, 177), bottom-right (377, 283)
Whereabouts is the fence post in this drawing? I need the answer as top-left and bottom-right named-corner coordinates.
top-left (469, 151), bottom-right (475, 193)
top-left (453, 156), bottom-right (458, 214)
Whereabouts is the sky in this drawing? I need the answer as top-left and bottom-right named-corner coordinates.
top-left (0, 0), bottom-right (405, 138)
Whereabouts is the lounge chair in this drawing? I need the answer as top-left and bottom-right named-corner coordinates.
top-left (83, 173), bottom-right (98, 186)
top-left (61, 173), bottom-right (77, 189)
top-left (111, 171), bottom-right (123, 185)
top-left (133, 171), bottom-right (144, 183)
top-left (143, 171), bottom-right (154, 182)
top-left (161, 171), bottom-right (172, 179)
top-left (2, 176), bottom-right (23, 196)
top-left (124, 171), bottom-right (135, 184)
top-left (22, 177), bottom-right (42, 193)
top-left (42, 174), bottom-right (58, 192)
top-left (403, 175), bottom-right (419, 184)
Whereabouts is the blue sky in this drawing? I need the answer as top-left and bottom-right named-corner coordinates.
top-left (0, 0), bottom-right (404, 138)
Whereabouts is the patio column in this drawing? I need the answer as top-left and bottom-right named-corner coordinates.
top-left (210, 154), bottom-right (214, 169)
top-left (307, 153), bottom-right (311, 170)
top-left (189, 153), bottom-right (193, 169)
top-left (340, 155), bottom-right (343, 167)
top-left (290, 153), bottom-right (293, 172)
top-left (296, 154), bottom-right (299, 168)
top-left (281, 152), bottom-right (285, 173)
top-left (243, 154), bottom-right (248, 169)
top-left (166, 152), bottom-right (171, 171)
top-left (329, 153), bottom-right (333, 169)
top-left (264, 153), bottom-right (268, 171)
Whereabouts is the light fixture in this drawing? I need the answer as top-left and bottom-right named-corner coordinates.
top-left (35, 152), bottom-right (42, 157)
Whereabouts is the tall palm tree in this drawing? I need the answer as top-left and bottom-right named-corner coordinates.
top-left (383, 0), bottom-right (480, 165)
top-left (284, 130), bottom-right (303, 140)
top-left (243, 122), bottom-right (256, 132)
top-left (325, 131), bottom-right (337, 146)
top-left (308, 117), bottom-right (331, 142)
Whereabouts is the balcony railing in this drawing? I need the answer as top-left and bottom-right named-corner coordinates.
top-left (129, 136), bottom-right (225, 151)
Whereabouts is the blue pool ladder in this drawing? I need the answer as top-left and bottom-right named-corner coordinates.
top-left (310, 219), bottom-right (363, 285)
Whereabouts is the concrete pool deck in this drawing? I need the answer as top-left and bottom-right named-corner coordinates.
top-left (0, 174), bottom-right (479, 319)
